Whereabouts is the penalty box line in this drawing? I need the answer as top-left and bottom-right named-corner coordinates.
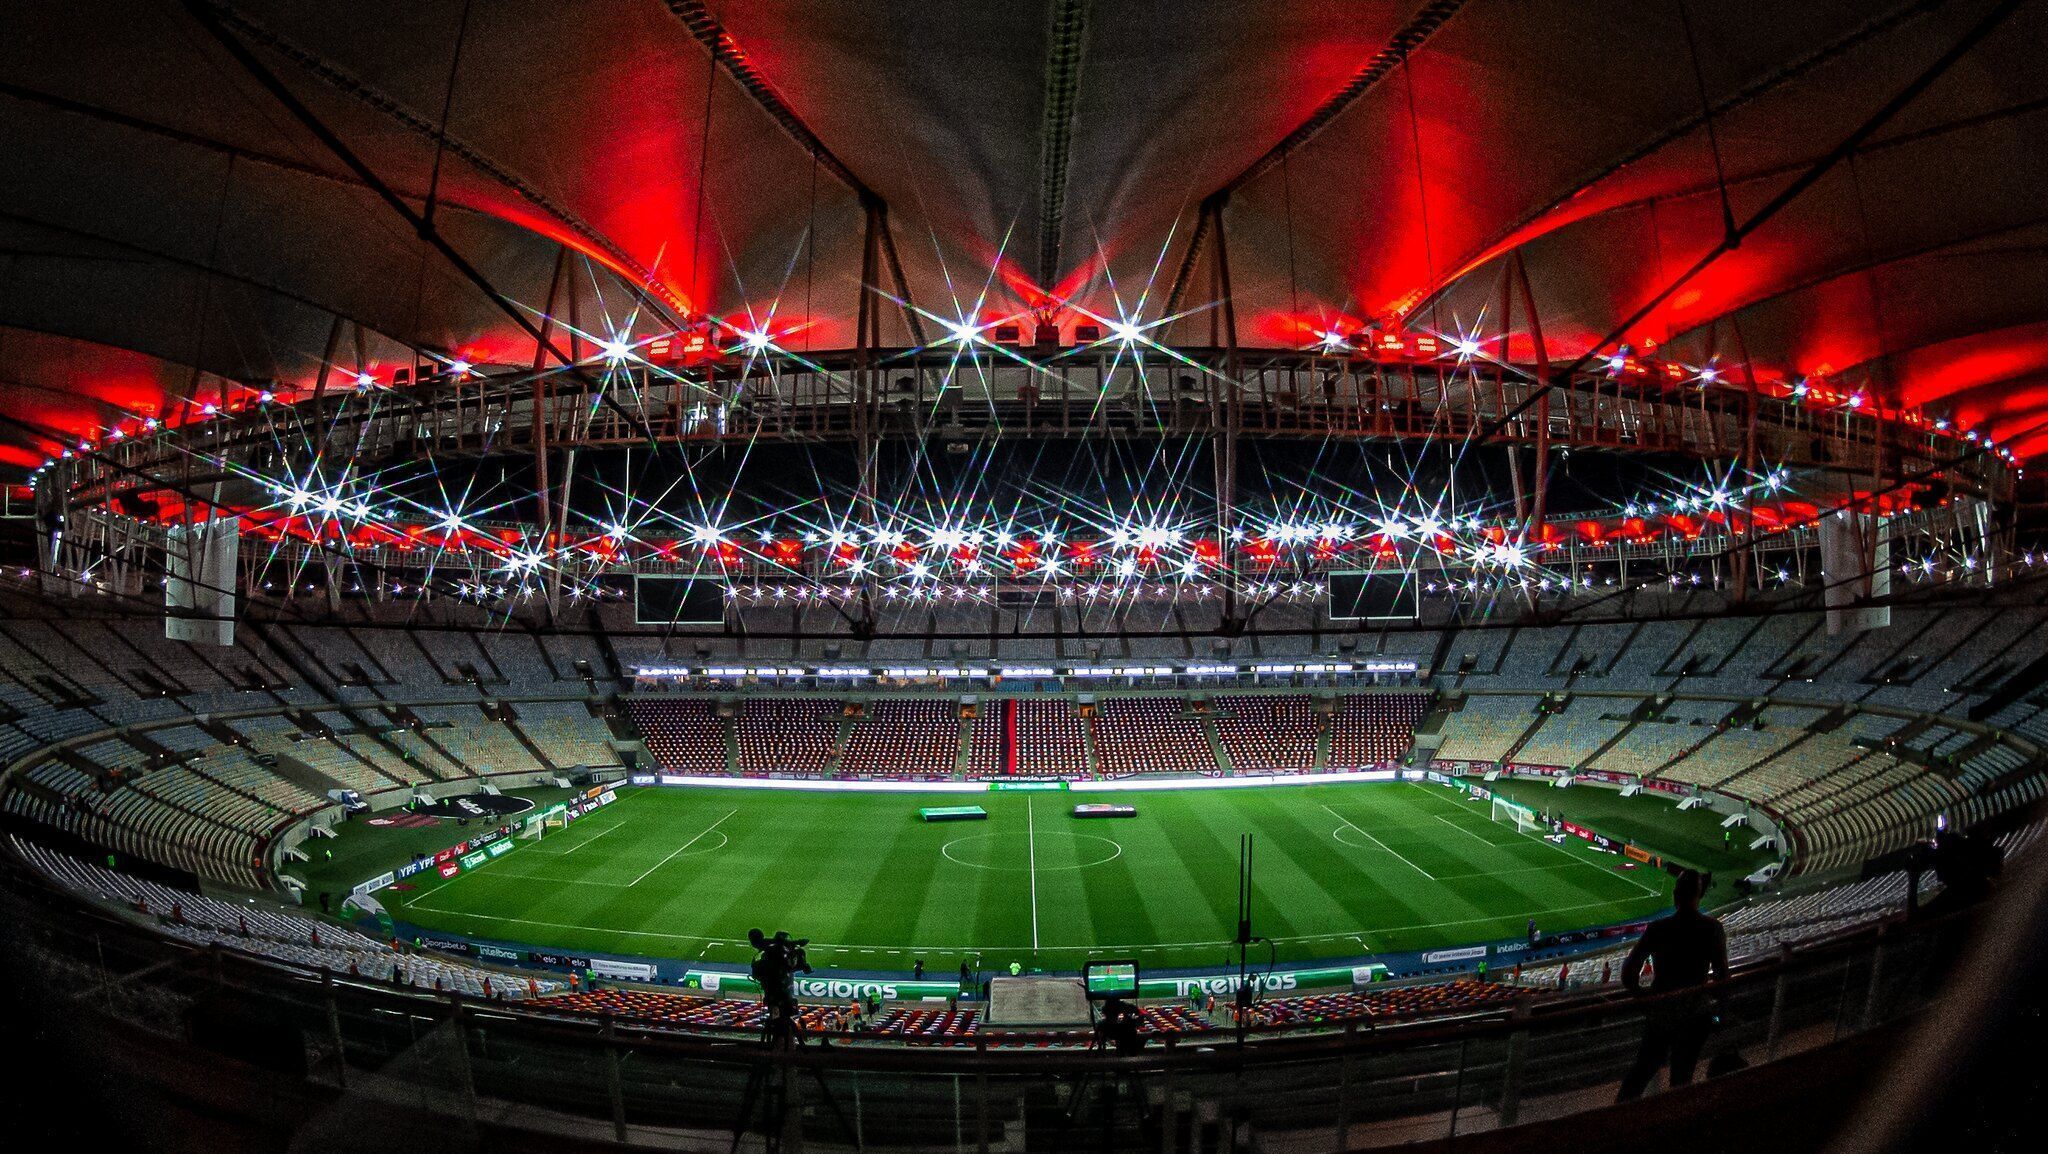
top-left (1321, 803), bottom-right (1437, 880)
top-left (1405, 781), bottom-right (1661, 897)
top-left (628, 808), bottom-right (738, 887)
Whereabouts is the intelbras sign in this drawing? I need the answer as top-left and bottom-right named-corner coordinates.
top-left (792, 977), bottom-right (960, 1001)
top-left (1138, 963), bottom-right (1383, 999)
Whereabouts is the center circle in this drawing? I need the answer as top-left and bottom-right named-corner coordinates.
top-left (940, 831), bottom-right (1123, 872)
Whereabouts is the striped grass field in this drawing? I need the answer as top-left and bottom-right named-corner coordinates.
top-left (374, 780), bottom-right (1694, 973)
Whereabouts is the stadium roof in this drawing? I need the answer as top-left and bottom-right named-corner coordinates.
top-left (4, 0), bottom-right (2047, 472)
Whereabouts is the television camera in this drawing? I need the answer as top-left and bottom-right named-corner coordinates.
top-left (747, 928), bottom-right (813, 1034)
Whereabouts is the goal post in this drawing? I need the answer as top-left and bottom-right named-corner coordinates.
top-left (521, 804), bottom-right (571, 840)
top-left (1490, 795), bottom-right (1543, 836)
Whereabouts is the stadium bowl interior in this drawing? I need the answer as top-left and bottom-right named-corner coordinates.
top-left (4, 2), bottom-right (2048, 1151)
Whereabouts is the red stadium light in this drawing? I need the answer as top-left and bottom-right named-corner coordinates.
top-left (1005, 538), bottom-right (1042, 572)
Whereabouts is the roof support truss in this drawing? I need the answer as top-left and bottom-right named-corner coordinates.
top-left (1035, 0), bottom-right (1091, 290)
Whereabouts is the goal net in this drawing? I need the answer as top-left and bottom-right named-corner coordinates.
top-left (521, 807), bottom-right (571, 840)
top-left (1490, 795), bottom-right (1544, 836)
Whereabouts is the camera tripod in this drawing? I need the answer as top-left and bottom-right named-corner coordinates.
top-left (1043, 1000), bottom-right (1149, 1149)
top-left (727, 1000), bottom-right (859, 1153)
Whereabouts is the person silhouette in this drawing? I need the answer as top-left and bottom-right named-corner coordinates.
top-left (1616, 869), bottom-right (1729, 1101)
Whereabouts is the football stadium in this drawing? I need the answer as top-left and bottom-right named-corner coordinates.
top-left (4, 3), bottom-right (2048, 1151)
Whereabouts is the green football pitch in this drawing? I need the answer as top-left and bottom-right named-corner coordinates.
top-left (364, 781), bottom-right (1715, 973)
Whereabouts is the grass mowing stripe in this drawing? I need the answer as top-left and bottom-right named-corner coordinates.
top-left (369, 782), bottom-right (1717, 971)
top-left (1320, 802), bottom-right (1436, 880)
top-left (561, 822), bottom-right (625, 855)
top-left (1240, 791), bottom-right (1393, 948)
top-left (1406, 782), bottom-right (1662, 898)
top-left (1430, 810), bottom-right (1517, 851)
top-left (392, 896), bottom-right (1652, 954)
top-left (627, 808), bottom-right (736, 887)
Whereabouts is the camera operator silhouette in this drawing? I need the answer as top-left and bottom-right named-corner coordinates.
top-left (749, 928), bottom-right (813, 1048)
top-left (1095, 997), bottom-right (1146, 1054)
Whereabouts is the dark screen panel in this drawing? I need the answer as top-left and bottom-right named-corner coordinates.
top-left (1327, 571), bottom-right (1420, 620)
top-left (633, 576), bottom-right (727, 626)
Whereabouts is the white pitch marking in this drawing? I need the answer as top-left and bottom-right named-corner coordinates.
top-left (395, 897), bottom-right (1638, 954)
top-left (558, 821), bottom-right (625, 856)
top-left (627, 808), bottom-right (737, 887)
top-left (1430, 812), bottom-right (1509, 850)
top-left (1407, 782), bottom-right (1660, 896)
top-left (1026, 795), bottom-right (1040, 951)
top-left (1322, 803), bottom-right (1437, 880)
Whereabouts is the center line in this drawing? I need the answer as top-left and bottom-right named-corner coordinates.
top-left (1323, 803), bottom-right (1437, 880)
top-left (1026, 795), bottom-right (1040, 951)
top-left (628, 808), bottom-right (736, 887)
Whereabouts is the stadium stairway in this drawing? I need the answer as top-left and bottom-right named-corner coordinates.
top-left (185, 762), bottom-right (289, 818)
top-left (255, 749), bottom-right (350, 799)
top-left (1496, 701), bottom-right (1557, 766)
top-left (1581, 705), bottom-right (1650, 770)
top-left (955, 707), bottom-right (976, 776)
top-left (498, 716), bottom-right (563, 775)
top-left (1202, 706), bottom-right (1233, 773)
top-left (1079, 703), bottom-right (1102, 776)
top-left (1713, 727), bottom-right (1821, 793)
top-left (823, 707), bottom-right (858, 774)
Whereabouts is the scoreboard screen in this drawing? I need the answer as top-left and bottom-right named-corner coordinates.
top-left (1327, 571), bottom-right (1421, 621)
top-left (634, 576), bottom-right (726, 626)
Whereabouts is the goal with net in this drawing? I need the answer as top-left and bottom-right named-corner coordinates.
top-left (520, 803), bottom-right (572, 840)
top-left (1490, 795), bottom-right (1544, 835)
